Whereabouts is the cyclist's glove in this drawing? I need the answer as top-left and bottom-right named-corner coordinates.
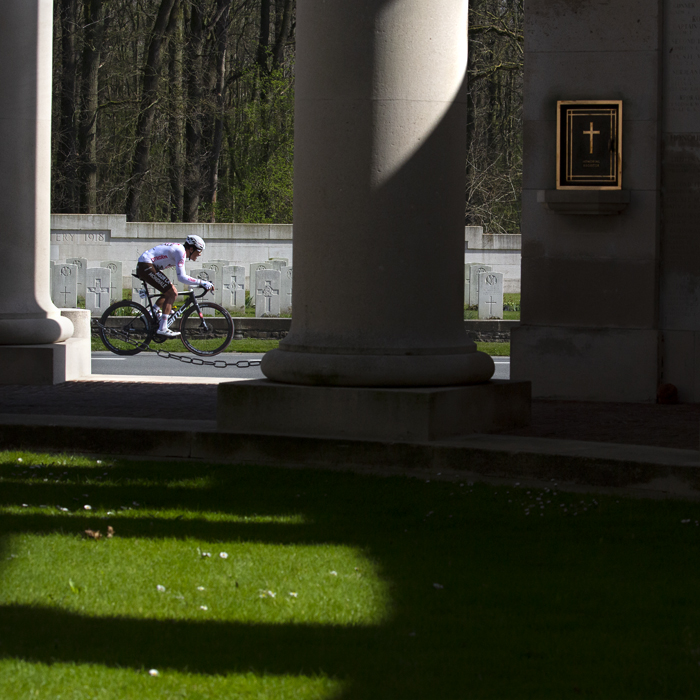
top-left (200, 281), bottom-right (214, 291)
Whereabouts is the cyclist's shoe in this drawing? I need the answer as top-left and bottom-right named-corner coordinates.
top-left (156, 328), bottom-right (180, 338)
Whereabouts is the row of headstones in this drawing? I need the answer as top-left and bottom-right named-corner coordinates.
top-left (51, 259), bottom-right (121, 315)
top-left (464, 263), bottom-right (504, 320)
top-left (50, 257), bottom-right (294, 317)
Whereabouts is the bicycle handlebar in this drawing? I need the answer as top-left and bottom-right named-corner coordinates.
top-left (193, 286), bottom-right (212, 299)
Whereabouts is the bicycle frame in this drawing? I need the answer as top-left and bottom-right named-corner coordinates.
top-left (135, 277), bottom-right (210, 329)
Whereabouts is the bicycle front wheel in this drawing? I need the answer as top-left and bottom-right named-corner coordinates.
top-left (179, 302), bottom-right (234, 356)
top-left (99, 301), bottom-right (154, 355)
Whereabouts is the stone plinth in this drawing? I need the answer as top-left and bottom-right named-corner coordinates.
top-left (0, 338), bottom-right (90, 386)
top-left (0, 308), bottom-right (92, 385)
top-left (217, 380), bottom-right (531, 443)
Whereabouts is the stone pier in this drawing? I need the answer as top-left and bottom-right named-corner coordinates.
top-left (219, 0), bottom-right (529, 440)
top-left (0, 0), bottom-right (88, 384)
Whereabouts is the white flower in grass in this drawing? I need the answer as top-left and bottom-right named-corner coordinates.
top-left (329, 571), bottom-right (338, 576)
top-left (259, 590), bottom-right (276, 598)
top-left (201, 552), bottom-right (211, 558)
top-left (200, 605), bottom-right (208, 611)
top-left (156, 585), bottom-right (166, 593)
top-left (219, 552), bottom-right (228, 559)
top-left (16, 458), bottom-right (22, 463)
top-left (84, 505), bottom-right (92, 510)
top-left (148, 669), bottom-right (159, 677)
top-left (197, 586), bottom-right (205, 591)
top-left (289, 592), bottom-right (298, 598)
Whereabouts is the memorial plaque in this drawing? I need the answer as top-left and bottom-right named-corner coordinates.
top-left (557, 100), bottom-right (622, 189)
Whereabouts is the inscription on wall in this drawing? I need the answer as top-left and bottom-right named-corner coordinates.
top-left (663, 2), bottom-right (700, 130)
top-left (662, 3), bottom-right (700, 329)
top-left (51, 231), bottom-right (109, 243)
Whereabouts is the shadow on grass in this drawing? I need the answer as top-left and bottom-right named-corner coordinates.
top-left (2, 458), bottom-right (700, 698)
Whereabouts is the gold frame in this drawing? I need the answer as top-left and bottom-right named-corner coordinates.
top-left (556, 100), bottom-right (622, 190)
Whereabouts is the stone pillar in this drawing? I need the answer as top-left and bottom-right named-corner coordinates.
top-left (261, 0), bottom-right (493, 387)
top-left (0, 0), bottom-right (73, 345)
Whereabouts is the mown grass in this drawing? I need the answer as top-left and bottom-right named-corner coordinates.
top-left (2, 451), bottom-right (700, 698)
top-left (91, 337), bottom-right (511, 356)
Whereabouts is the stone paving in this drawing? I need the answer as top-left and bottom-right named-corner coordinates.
top-left (0, 380), bottom-right (698, 450)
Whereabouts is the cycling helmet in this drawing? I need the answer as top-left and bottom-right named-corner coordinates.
top-left (184, 234), bottom-right (205, 252)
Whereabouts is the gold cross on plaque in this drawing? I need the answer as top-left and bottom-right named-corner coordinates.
top-left (582, 122), bottom-right (600, 154)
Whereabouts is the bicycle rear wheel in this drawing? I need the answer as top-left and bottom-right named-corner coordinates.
top-left (99, 301), bottom-right (154, 355)
top-left (178, 302), bottom-right (234, 356)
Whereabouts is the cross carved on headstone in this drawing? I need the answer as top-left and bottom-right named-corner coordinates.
top-left (59, 286), bottom-right (71, 305)
top-left (486, 295), bottom-right (498, 316)
top-left (87, 278), bottom-right (109, 307)
top-left (257, 279), bottom-right (279, 314)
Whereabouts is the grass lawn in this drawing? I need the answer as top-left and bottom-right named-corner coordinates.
top-left (2, 451), bottom-right (700, 698)
top-left (91, 337), bottom-right (511, 356)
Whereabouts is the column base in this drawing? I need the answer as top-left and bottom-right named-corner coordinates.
top-left (261, 348), bottom-right (495, 387)
top-left (0, 337), bottom-right (91, 385)
top-left (217, 379), bottom-right (531, 443)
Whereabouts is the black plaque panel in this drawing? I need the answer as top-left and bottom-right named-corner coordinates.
top-left (557, 101), bottom-right (622, 189)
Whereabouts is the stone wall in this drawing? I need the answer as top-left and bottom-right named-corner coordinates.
top-left (52, 215), bottom-right (522, 293)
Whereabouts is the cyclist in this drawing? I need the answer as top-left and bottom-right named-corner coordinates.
top-left (136, 235), bottom-right (214, 338)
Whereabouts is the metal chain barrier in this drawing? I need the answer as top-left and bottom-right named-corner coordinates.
top-left (92, 320), bottom-right (262, 369)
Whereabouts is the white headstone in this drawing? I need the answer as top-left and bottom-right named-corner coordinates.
top-left (248, 262), bottom-right (275, 307)
top-left (478, 272), bottom-right (504, 320)
top-left (101, 260), bottom-right (123, 303)
top-left (66, 257), bottom-right (88, 299)
top-left (255, 269), bottom-right (281, 317)
top-left (52, 264), bottom-right (78, 309)
top-left (464, 263), bottom-right (472, 305)
top-left (188, 268), bottom-right (216, 315)
top-left (85, 267), bottom-right (112, 317)
top-left (280, 266), bottom-right (293, 314)
top-left (222, 265), bottom-right (246, 313)
top-left (201, 261), bottom-right (225, 307)
top-left (469, 264), bottom-right (492, 308)
top-left (270, 260), bottom-right (287, 271)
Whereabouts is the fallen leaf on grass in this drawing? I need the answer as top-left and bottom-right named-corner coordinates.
top-left (84, 526), bottom-right (114, 540)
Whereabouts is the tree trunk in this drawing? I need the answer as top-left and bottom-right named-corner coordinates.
top-left (78, 0), bottom-right (106, 214)
top-left (168, 2), bottom-right (184, 222)
top-left (183, 0), bottom-right (204, 223)
top-left (55, 0), bottom-right (79, 213)
top-left (125, 0), bottom-right (179, 222)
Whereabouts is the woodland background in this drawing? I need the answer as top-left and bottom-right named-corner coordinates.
top-left (51, 0), bottom-right (523, 233)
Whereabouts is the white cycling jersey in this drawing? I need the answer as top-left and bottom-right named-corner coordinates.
top-left (138, 243), bottom-right (202, 287)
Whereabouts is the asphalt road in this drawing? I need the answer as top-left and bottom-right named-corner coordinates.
top-left (91, 351), bottom-right (511, 380)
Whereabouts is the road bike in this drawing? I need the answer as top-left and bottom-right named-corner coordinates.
top-left (98, 275), bottom-right (234, 357)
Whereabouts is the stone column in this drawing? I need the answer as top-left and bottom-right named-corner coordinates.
top-left (262, 0), bottom-right (493, 387)
top-left (0, 0), bottom-right (73, 345)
